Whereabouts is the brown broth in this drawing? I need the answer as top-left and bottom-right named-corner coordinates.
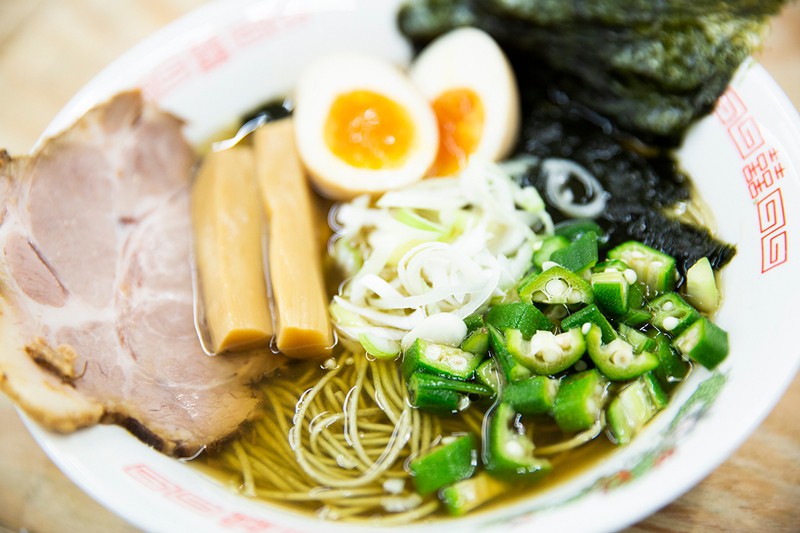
top-left (194, 355), bottom-right (686, 523)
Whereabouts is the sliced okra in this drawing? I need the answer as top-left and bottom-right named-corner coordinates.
top-left (441, 471), bottom-right (507, 516)
top-left (649, 292), bottom-right (700, 336)
top-left (407, 373), bottom-right (493, 414)
top-left (503, 376), bottom-right (560, 415)
top-left (591, 269), bottom-right (630, 317)
top-left (553, 369), bottom-right (609, 433)
top-left (488, 325), bottom-right (532, 383)
top-left (402, 338), bottom-right (484, 380)
top-left (673, 317), bottom-right (729, 369)
top-left (554, 219), bottom-right (605, 243)
top-left (476, 358), bottom-right (503, 393)
top-left (550, 231), bottom-right (599, 273)
top-left (484, 402), bottom-right (552, 479)
top-left (592, 259), bottom-right (631, 274)
top-left (607, 241), bottom-right (677, 296)
top-left (619, 280), bottom-right (651, 327)
top-left (485, 302), bottom-right (554, 339)
top-left (533, 235), bottom-right (570, 269)
top-left (585, 324), bottom-right (659, 381)
top-left (652, 333), bottom-right (690, 390)
top-left (518, 265), bottom-right (594, 306)
top-left (409, 434), bottom-right (478, 496)
top-left (560, 304), bottom-right (616, 344)
top-left (684, 257), bottom-right (721, 314)
top-left (461, 328), bottom-right (489, 357)
top-left (618, 323), bottom-right (657, 354)
top-left (463, 314), bottom-right (486, 333)
top-left (606, 373), bottom-right (669, 445)
top-left (506, 328), bottom-right (586, 375)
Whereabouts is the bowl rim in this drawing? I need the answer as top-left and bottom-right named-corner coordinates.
top-left (20, 1), bottom-right (800, 532)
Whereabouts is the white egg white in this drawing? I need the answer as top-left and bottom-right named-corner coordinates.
top-left (293, 52), bottom-right (439, 200)
top-left (409, 27), bottom-right (520, 169)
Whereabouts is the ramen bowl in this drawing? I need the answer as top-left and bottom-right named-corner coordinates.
top-left (22, 0), bottom-right (800, 532)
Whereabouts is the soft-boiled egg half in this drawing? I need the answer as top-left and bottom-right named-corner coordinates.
top-left (293, 52), bottom-right (439, 200)
top-left (410, 28), bottom-right (520, 177)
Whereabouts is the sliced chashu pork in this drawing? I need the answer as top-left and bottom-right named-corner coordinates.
top-left (0, 91), bottom-right (283, 456)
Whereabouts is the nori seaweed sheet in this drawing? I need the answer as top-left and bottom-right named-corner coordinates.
top-left (398, 0), bottom-right (786, 145)
top-left (398, 4), bottom-right (740, 281)
top-left (512, 59), bottom-right (736, 281)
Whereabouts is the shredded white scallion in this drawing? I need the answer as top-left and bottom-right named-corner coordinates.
top-left (330, 158), bottom-right (553, 350)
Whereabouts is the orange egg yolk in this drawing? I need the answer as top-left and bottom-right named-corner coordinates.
top-left (429, 88), bottom-right (484, 176)
top-left (324, 90), bottom-right (415, 169)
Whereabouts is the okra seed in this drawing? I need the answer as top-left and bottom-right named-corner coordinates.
top-left (623, 268), bottom-right (638, 284)
top-left (449, 356), bottom-right (467, 371)
top-left (581, 323), bottom-right (592, 335)
top-left (662, 301), bottom-right (675, 311)
top-left (546, 278), bottom-right (568, 296)
top-left (504, 439), bottom-right (526, 458)
top-left (566, 290), bottom-right (583, 304)
top-left (611, 350), bottom-right (632, 366)
top-left (662, 316), bottom-right (679, 331)
top-left (556, 335), bottom-right (572, 349)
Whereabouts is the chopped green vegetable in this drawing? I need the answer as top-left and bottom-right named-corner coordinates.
top-left (407, 373), bottom-right (494, 414)
top-left (358, 333), bottom-right (400, 360)
top-left (503, 376), bottom-right (560, 415)
top-left (591, 269), bottom-right (629, 317)
top-left (486, 302), bottom-right (554, 339)
top-left (484, 402), bottom-right (552, 479)
top-left (618, 323), bottom-right (657, 354)
top-left (620, 282), bottom-right (652, 326)
top-left (684, 257), bottom-right (721, 313)
top-left (409, 434), bottom-right (478, 496)
top-left (463, 314), bottom-right (485, 333)
top-left (555, 219), bottom-right (606, 244)
top-left (518, 265), bottom-right (594, 306)
top-left (606, 373), bottom-right (669, 444)
top-left (393, 208), bottom-right (446, 233)
top-left (461, 328), bottom-right (489, 357)
top-left (408, 373), bottom-right (463, 414)
top-left (476, 358), bottom-right (504, 393)
top-left (402, 338), bottom-right (484, 380)
top-left (560, 304), bottom-right (616, 344)
top-left (585, 324), bottom-right (659, 381)
top-left (652, 332), bottom-right (691, 391)
top-left (488, 325), bottom-right (532, 382)
top-left (550, 231), bottom-right (599, 273)
top-left (592, 259), bottom-right (630, 274)
top-left (553, 369), bottom-right (608, 433)
top-left (533, 235), bottom-right (570, 268)
top-left (506, 328), bottom-right (586, 375)
top-left (441, 472), bottom-right (507, 516)
top-left (608, 241), bottom-right (677, 295)
top-left (649, 292), bottom-right (700, 336)
top-left (673, 317), bottom-right (729, 369)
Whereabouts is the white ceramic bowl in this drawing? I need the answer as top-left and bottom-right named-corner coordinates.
top-left (23, 1), bottom-right (800, 532)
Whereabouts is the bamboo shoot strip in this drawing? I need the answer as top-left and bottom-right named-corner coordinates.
top-left (254, 120), bottom-right (333, 358)
top-left (191, 146), bottom-right (273, 353)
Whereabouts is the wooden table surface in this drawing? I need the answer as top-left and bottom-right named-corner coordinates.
top-left (0, 1), bottom-right (798, 532)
